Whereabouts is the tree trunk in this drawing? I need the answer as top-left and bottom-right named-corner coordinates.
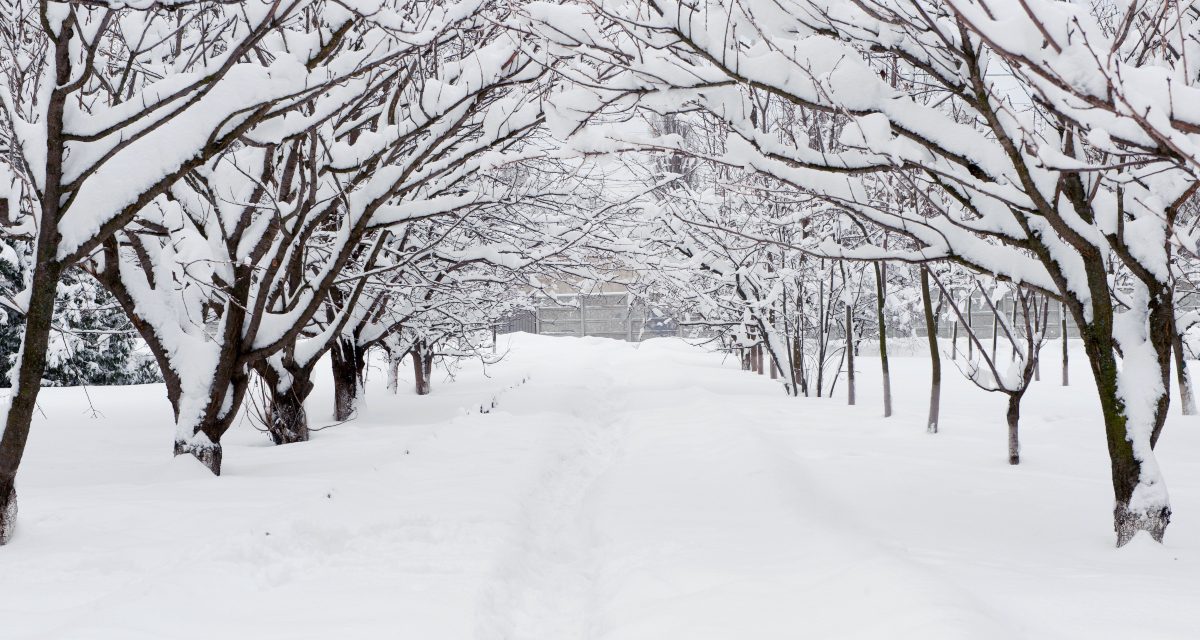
top-left (0, 23), bottom-right (75, 546)
top-left (424, 349), bottom-right (434, 391)
top-left (1085, 332), bottom-right (1171, 545)
top-left (875, 263), bottom-right (891, 417)
top-left (967, 295), bottom-right (974, 360)
top-left (269, 373), bottom-right (314, 445)
top-left (793, 322), bottom-right (807, 396)
top-left (0, 484), bottom-right (14, 546)
top-left (331, 338), bottom-right (367, 421)
top-left (0, 257), bottom-right (63, 545)
top-left (1070, 274), bottom-right (1173, 545)
top-left (991, 302), bottom-right (999, 361)
top-left (387, 351), bottom-right (401, 395)
top-left (817, 277), bottom-right (826, 397)
top-left (1172, 325), bottom-right (1196, 415)
top-left (1006, 393), bottom-right (1021, 465)
top-left (269, 386), bottom-right (310, 445)
top-left (845, 303), bottom-right (855, 406)
top-left (1010, 298), bottom-right (1019, 358)
top-left (951, 321), bottom-right (958, 360)
top-left (255, 361), bottom-right (316, 445)
top-left (1061, 301), bottom-right (1069, 386)
top-left (174, 436), bottom-right (223, 475)
top-left (796, 288), bottom-right (808, 396)
top-left (921, 267), bottom-right (941, 434)
top-left (411, 340), bottom-right (433, 395)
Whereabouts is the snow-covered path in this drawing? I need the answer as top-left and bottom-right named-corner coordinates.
top-left (2, 335), bottom-right (1199, 639)
top-left (473, 339), bottom-right (1020, 639)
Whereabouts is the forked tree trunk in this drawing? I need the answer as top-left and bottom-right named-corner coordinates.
top-left (1071, 275), bottom-right (1173, 546)
top-left (255, 361), bottom-right (317, 445)
top-left (268, 386), bottom-right (310, 445)
top-left (1085, 333), bottom-right (1171, 544)
top-left (268, 374), bottom-right (313, 445)
top-left (173, 374), bottom-right (252, 475)
top-left (920, 267), bottom-right (941, 434)
top-left (331, 338), bottom-right (367, 421)
top-left (875, 263), bottom-right (892, 417)
top-left (1006, 393), bottom-right (1021, 465)
top-left (1171, 326), bottom-right (1196, 415)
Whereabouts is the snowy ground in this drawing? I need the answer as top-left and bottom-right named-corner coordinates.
top-left (2, 334), bottom-right (1199, 639)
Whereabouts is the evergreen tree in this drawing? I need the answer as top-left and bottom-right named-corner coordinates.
top-left (0, 241), bottom-right (160, 387)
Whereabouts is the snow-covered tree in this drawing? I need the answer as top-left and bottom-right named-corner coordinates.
top-left (0, 0), bottom-right (480, 542)
top-left (523, 0), bottom-right (1192, 545)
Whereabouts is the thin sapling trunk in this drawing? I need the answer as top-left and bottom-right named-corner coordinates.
top-left (920, 267), bottom-right (941, 434)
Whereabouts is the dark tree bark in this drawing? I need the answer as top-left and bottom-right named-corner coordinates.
top-left (256, 361), bottom-right (316, 445)
top-left (951, 320), bottom-right (958, 360)
top-left (387, 350), bottom-right (402, 394)
top-left (411, 340), bottom-right (434, 395)
top-left (990, 302), bottom-right (999, 361)
top-left (920, 267), bottom-right (941, 434)
top-left (845, 302), bottom-right (855, 406)
top-left (331, 337), bottom-right (368, 421)
top-left (0, 484), bottom-right (14, 545)
top-left (269, 386), bottom-right (310, 445)
top-left (1006, 393), bottom-right (1022, 465)
top-left (875, 263), bottom-right (892, 417)
top-left (967, 295), bottom-right (974, 360)
top-left (796, 288), bottom-right (808, 396)
top-left (1061, 302), bottom-right (1069, 386)
top-left (0, 28), bottom-right (73, 542)
top-left (1069, 263), bottom-right (1173, 545)
top-left (1172, 324), bottom-right (1196, 415)
top-left (793, 322), bottom-right (807, 396)
top-left (0, 259), bottom-right (63, 544)
top-left (97, 236), bottom-right (251, 475)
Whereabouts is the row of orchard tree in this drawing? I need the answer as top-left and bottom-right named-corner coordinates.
top-left (516, 0), bottom-right (1200, 546)
top-left (0, 0), bottom-right (628, 544)
top-left (4, 0), bottom-right (1200, 550)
